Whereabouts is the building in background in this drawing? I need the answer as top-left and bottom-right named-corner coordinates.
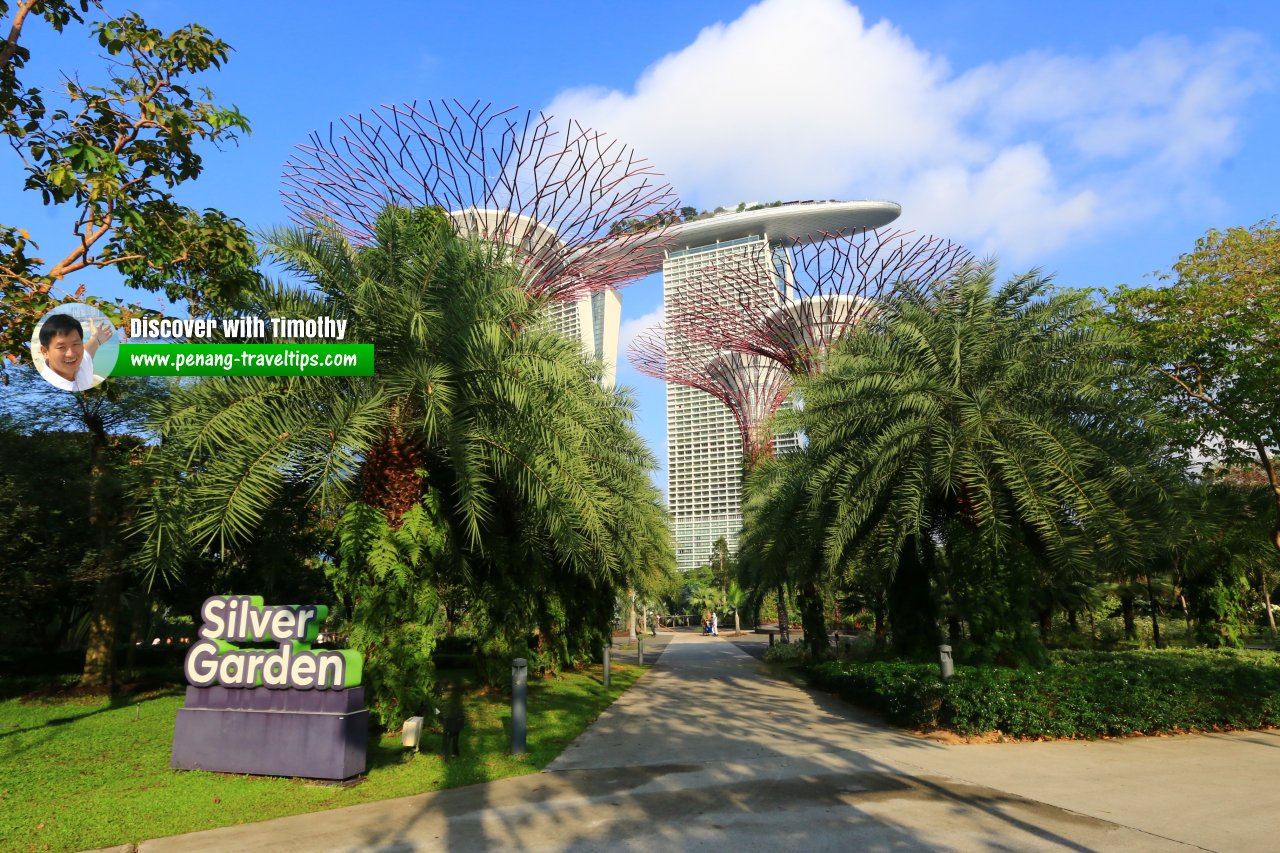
top-left (547, 287), bottom-right (622, 388)
top-left (660, 201), bottom-right (901, 571)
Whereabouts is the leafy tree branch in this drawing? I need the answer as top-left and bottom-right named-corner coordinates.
top-left (1, 1), bottom-right (256, 366)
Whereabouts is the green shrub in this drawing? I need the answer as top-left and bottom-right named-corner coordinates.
top-left (431, 635), bottom-right (478, 670)
top-left (354, 614), bottom-right (441, 730)
top-left (807, 660), bottom-right (943, 729)
top-left (841, 611), bottom-right (872, 633)
top-left (807, 648), bottom-right (1280, 738)
top-left (763, 641), bottom-right (811, 665)
top-left (472, 634), bottom-right (536, 685)
top-left (332, 501), bottom-right (447, 730)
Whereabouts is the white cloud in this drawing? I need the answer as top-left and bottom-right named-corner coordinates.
top-left (547, 0), bottom-right (1268, 264)
top-left (618, 306), bottom-right (663, 355)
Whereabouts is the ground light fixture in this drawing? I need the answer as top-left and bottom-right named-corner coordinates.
top-left (401, 715), bottom-right (425, 756)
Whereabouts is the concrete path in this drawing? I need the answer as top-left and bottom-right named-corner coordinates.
top-left (127, 633), bottom-right (1280, 852)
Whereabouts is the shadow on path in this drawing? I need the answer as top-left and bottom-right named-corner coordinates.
top-left (139, 634), bottom-right (1273, 852)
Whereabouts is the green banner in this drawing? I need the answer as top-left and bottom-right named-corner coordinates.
top-left (115, 344), bottom-right (374, 377)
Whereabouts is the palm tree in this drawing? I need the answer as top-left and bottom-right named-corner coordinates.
top-left (1161, 475), bottom-right (1277, 648)
top-left (724, 582), bottom-right (749, 635)
top-left (747, 266), bottom-right (1167, 662)
top-left (137, 206), bottom-right (673, 717)
top-left (710, 536), bottom-right (732, 597)
top-left (739, 448), bottom-right (820, 647)
top-left (687, 585), bottom-right (724, 632)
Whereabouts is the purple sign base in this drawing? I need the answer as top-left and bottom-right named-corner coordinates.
top-left (170, 685), bottom-right (368, 780)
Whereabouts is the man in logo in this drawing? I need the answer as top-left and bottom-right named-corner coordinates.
top-left (36, 313), bottom-right (113, 391)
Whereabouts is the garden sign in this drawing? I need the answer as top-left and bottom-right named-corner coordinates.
top-left (170, 595), bottom-right (368, 780)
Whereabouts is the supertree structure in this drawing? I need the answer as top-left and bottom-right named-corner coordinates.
top-left (629, 325), bottom-right (792, 466)
top-left (668, 227), bottom-right (974, 375)
top-left (281, 99), bottom-right (678, 303)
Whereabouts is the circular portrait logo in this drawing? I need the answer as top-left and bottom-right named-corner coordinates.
top-left (30, 304), bottom-right (119, 392)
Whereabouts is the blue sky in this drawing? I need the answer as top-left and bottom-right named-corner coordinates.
top-left (7, 0), bottom-right (1280, 490)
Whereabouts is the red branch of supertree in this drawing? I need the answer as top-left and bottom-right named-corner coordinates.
top-left (629, 324), bottom-right (792, 465)
top-left (281, 99), bottom-right (679, 302)
top-left (668, 227), bottom-right (974, 374)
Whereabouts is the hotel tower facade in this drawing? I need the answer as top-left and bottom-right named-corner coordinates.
top-left (661, 201), bottom-right (900, 571)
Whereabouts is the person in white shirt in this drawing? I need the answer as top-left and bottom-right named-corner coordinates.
top-left (36, 313), bottom-right (113, 391)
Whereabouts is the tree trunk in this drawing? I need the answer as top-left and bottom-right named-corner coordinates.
top-left (948, 616), bottom-right (962, 646)
top-left (1038, 608), bottom-right (1053, 643)
top-left (776, 587), bottom-right (790, 644)
top-left (799, 580), bottom-right (827, 661)
top-left (1253, 440), bottom-right (1280, 557)
top-left (1067, 609), bottom-right (1079, 633)
top-left (1120, 593), bottom-right (1137, 641)
top-left (887, 537), bottom-right (939, 659)
top-left (1145, 575), bottom-right (1163, 649)
top-left (82, 572), bottom-right (124, 688)
top-left (627, 587), bottom-right (636, 640)
top-left (80, 413), bottom-right (123, 690)
top-left (361, 426), bottom-right (425, 529)
top-left (873, 606), bottom-right (888, 650)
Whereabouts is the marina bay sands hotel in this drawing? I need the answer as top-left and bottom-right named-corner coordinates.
top-left (556, 199), bottom-right (902, 572)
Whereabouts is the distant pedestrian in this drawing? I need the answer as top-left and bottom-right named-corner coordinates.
top-left (711, 612), bottom-right (719, 636)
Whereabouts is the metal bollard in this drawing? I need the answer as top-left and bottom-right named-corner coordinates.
top-left (511, 658), bottom-right (527, 755)
top-left (637, 636), bottom-right (644, 665)
top-left (938, 644), bottom-right (954, 682)
top-left (602, 642), bottom-right (611, 688)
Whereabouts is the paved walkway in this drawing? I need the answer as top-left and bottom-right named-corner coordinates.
top-left (125, 633), bottom-right (1280, 852)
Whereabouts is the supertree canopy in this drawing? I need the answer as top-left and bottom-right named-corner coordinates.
top-left (281, 99), bottom-right (678, 302)
top-left (629, 324), bottom-right (792, 465)
top-left (668, 227), bottom-right (974, 375)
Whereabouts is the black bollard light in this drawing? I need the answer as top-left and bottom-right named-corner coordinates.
top-left (511, 658), bottom-right (527, 755)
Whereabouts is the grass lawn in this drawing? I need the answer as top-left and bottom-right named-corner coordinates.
top-left (0, 663), bottom-right (645, 852)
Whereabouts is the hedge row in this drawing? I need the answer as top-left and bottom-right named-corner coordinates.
top-left (806, 649), bottom-right (1280, 738)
